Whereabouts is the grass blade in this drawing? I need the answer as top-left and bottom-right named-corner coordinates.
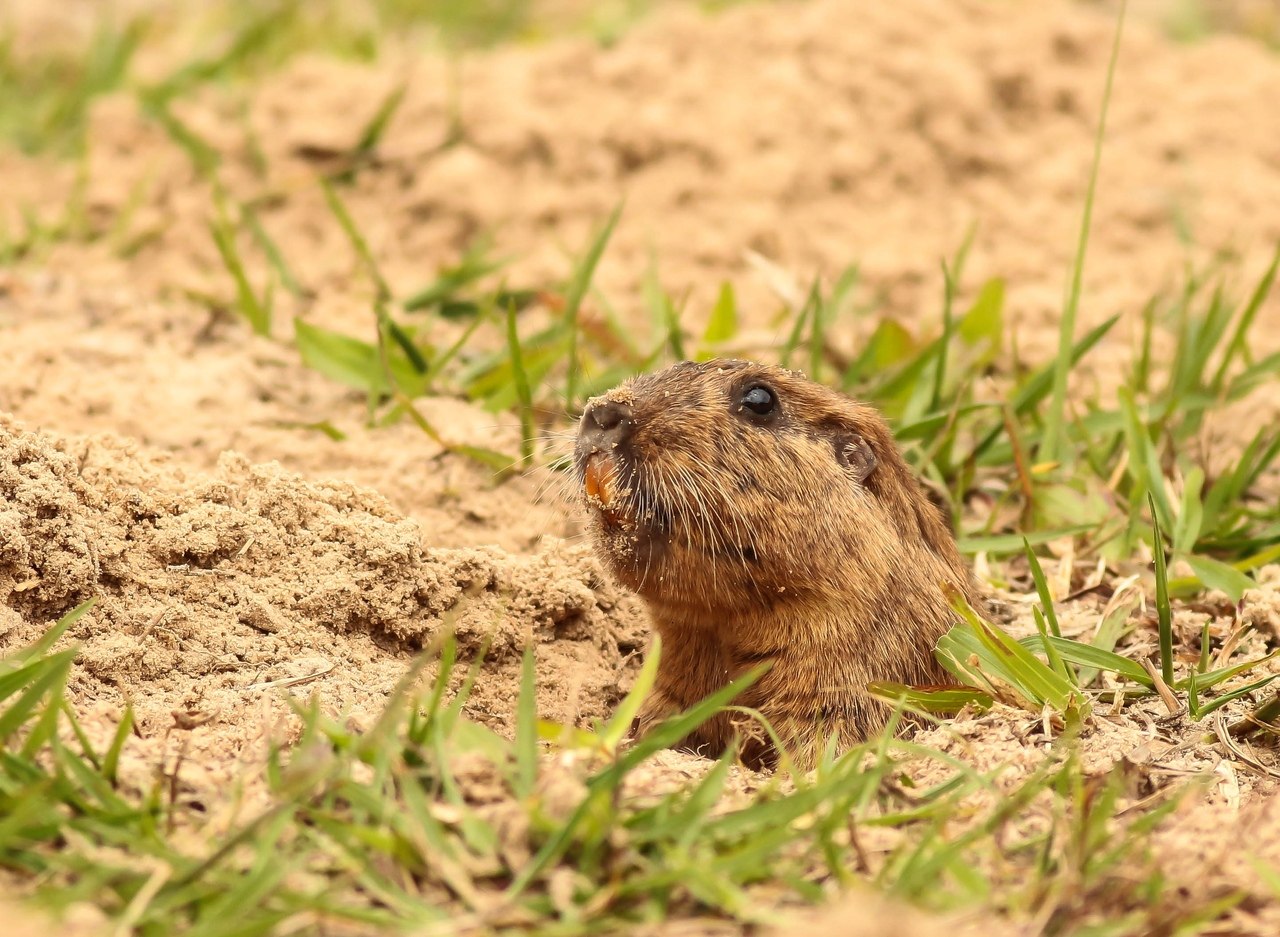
top-left (1017, 635), bottom-right (1153, 688)
top-left (1040, 0), bottom-right (1127, 464)
top-left (0, 651), bottom-right (76, 744)
top-left (1211, 242), bottom-right (1280, 391)
top-left (563, 204), bottom-right (622, 411)
top-left (1150, 492), bottom-right (1175, 687)
top-left (505, 297), bottom-right (536, 468)
top-left (242, 205), bottom-right (302, 298)
top-left (350, 83), bottom-right (407, 169)
top-left (599, 635), bottom-right (662, 754)
top-left (5, 599), bottom-right (94, 667)
top-left (1024, 540), bottom-right (1062, 639)
top-left (867, 682), bottom-right (993, 714)
top-left (968, 315), bottom-right (1119, 463)
top-left (320, 178), bottom-right (390, 300)
top-left (209, 208), bottom-right (270, 336)
top-left (514, 645), bottom-right (538, 798)
top-left (698, 282), bottom-right (739, 355)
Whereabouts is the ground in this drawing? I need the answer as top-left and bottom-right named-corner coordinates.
top-left (3, 0), bottom-right (1280, 934)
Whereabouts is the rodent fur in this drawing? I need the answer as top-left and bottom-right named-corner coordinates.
top-left (575, 358), bottom-right (982, 768)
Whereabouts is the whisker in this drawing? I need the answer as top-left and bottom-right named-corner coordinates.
top-left (677, 463), bottom-right (723, 604)
top-left (632, 465), bottom-right (655, 596)
top-left (531, 460), bottom-right (578, 508)
top-left (696, 459), bottom-right (772, 607)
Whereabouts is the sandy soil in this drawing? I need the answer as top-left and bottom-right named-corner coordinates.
top-left (4, 0), bottom-right (1280, 932)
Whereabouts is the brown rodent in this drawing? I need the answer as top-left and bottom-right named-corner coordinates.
top-left (574, 358), bottom-right (982, 769)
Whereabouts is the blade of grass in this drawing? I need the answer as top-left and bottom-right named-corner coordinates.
top-left (808, 277), bottom-right (827, 383)
top-left (697, 282), bottom-right (738, 358)
top-left (514, 645), bottom-right (537, 799)
top-left (5, 599), bottom-right (94, 667)
top-left (1024, 540), bottom-right (1062, 639)
top-left (1122, 389), bottom-right (1174, 534)
top-left (403, 238), bottom-right (507, 312)
top-left (1184, 555), bottom-right (1254, 602)
top-left (1077, 594), bottom-right (1138, 687)
top-left (209, 203), bottom-right (271, 336)
top-left (0, 651), bottom-right (76, 744)
top-left (1193, 674), bottom-right (1280, 720)
top-left (242, 205), bottom-right (303, 298)
top-left (563, 204), bottom-right (622, 411)
top-left (930, 259), bottom-right (956, 413)
top-left (1041, 0), bottom-right (1127, 465)
top-left (337, 82), bottom-right (407, 182)
top-left (867, 681), bottom-right (993, 714)
top-left (320, 178), bottom-right (390, 301)
top-left (599, 634), bottom-right (661, 755)
top-left (968, 315), bottom-right (1119, 463)
top-left (505, 297), bottom-right (536, 469)
top-left (956, 525), bottom-right (1091, 556)
top-left (101, 702), bottom-right (135, 787)
top-left (1017, 635), bottom-right (1154, 688)
top-left (1211, 242), bottom-right (1280, 391)
top-left (1150, 492), bottom-right (1175, 687)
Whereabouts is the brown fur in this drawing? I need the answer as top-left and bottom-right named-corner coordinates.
top-left (574, 359), bottom-right (983, 768)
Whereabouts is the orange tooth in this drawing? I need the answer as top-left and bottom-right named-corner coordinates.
top-left (584, 453), bottom-right (616, 507)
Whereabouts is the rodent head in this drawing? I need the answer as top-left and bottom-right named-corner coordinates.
top-left (574, 359), bottom-right (965, 620)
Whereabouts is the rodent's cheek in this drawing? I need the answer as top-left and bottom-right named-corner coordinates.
top-left (737, 436), bottom-right (838, 501)
top-left (729, 457), bottom-right (857, 547)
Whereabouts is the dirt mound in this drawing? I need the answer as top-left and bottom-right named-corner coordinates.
top-left (0, 415), bottom-right (643, 800)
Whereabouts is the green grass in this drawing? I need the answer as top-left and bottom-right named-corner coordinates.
top-left (1041, 0), bottom-right (1126, 472)
top-left (0, 604), bottom-right (1252, 936)
top-left (885, 528), bottom-right (1278, 729)
top-left (0, 19), bottom-right (143, 155)
top-left (0, 2), bottom-right (521, 156)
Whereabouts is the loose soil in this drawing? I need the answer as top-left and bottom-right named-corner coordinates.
top-left (3, 0), bottom-right (1280, 933)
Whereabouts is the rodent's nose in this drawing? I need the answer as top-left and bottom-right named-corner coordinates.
top-left (581, 399), bottom-right (633, 448)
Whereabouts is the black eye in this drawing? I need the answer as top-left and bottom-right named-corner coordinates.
top-left (740, 385), bottom-right (777, 417)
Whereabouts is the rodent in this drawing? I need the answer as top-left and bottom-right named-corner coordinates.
top-left (574, 358), bottom-right (983, 769)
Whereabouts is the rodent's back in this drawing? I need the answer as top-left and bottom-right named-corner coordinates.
top-left (575, 359), bottom-right (980, 767)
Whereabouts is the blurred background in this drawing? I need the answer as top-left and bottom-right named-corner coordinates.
top-left (1, 0), bottom-right (1278, 158)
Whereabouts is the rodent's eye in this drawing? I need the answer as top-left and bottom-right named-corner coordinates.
top-left (740, 385), bottom-right (777, 418)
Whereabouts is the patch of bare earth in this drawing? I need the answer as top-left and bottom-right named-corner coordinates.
top-left (3, 0), bottom-right (1280, 932)
top-left (0, 414), bottom-right (645, 799)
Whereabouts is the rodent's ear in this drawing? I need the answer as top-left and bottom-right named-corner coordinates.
top-left (835, 434), bottom-right (877, 485)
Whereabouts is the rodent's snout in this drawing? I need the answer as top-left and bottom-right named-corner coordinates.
top-left (579, 399), bottom-right (633, 452)
top-left (577, 397), bottom-right (636, 528)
